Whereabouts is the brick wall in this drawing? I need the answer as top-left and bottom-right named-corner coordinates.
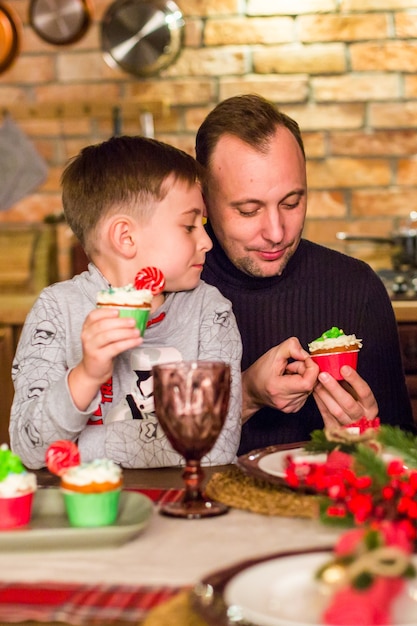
top-left (2, 0), bottom-right (417, 276)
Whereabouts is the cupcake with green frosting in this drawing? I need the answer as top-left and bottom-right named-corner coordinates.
top-left (0, 444), bottom-right (37, 529)
top-left (308, 327), bottom-right (362, 380)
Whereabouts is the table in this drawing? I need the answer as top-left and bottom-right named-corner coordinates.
top-left (0, 465), bottom-right (341, 626)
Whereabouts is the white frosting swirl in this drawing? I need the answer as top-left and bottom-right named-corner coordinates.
top-left (62, 459), bottom-right (122, 486)
top-left (97, 285), bottom-right (152, 307)
top-left (0, 472), bottom-right (37, 498)
top-left (308, 334), bottom-right (362, 353)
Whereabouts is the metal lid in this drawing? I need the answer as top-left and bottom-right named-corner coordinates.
top-left (29, 0), bottom-right (93, 46)
top-left (101, 0), bottom-right (184, 78)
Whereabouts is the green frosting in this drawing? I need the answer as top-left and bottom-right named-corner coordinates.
top-left (0, 446), bottom-right (25, 481)
top-left (314, 326), bottom-right (344, 342)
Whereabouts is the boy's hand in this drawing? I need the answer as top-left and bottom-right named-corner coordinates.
top-left (68, 308), bottom-right (143, 411)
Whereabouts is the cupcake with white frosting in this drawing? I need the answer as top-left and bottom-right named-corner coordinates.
top-left (308, 327), bottom-right (362, 380)
top-left (60, 458), bottom-right (123, 528)
top-left (96, 284), bottom-right (153, 334)
top-left (0, 444), bottom-right (37, 529)
top-left (46, 440), bottom-right (123, 528)
top-left (96, 266), bottom-right (165, 336)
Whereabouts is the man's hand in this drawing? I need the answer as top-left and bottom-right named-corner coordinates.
top-left (313, 365), bottom-right (378, 429)
top-left (68, 308), bottom-right (143, 411)
top-left (241, 337), bottom-right (319, 423)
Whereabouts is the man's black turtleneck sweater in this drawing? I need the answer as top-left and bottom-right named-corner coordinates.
top-left (202, 222), bottom-right (414, 455)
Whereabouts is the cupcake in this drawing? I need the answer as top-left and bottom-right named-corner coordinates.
top-left (0, 444), bottom-right (37, 529)
top-left (46, 440), bottom-right (123, 528)
top-left (308, 326), bottom-right (362, 380)
top-left (96, 266), bottom-right (165, 335)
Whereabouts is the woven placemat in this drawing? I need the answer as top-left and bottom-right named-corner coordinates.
top-left (204, 465), bottom-right (318, 518)
top-left (141, 590), bottom-right (206, 626)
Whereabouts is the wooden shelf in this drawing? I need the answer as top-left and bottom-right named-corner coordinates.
top-left (0, 99), bottom-right (169, 120)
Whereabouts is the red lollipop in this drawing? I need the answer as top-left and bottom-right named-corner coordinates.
top-left (45, 440), bottom-right (81, 476)
top-left (134, 266), bottom-right (165, 295)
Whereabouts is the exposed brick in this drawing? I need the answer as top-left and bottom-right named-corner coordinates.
top-left (352, 188), bottom-right (417, 216)
top-left (307, 191), bottom-right (346, 217)
top-left (307, 157), bottom-right (391, 188)
top-left (185, 19), bottom-right (204, 48)
top-left (395, 11), bottom-right (417, 37)
top-left (370, 102), bottom-right (417, 128)
top-left (303, 132), bottom-right (327, 158)
top-left (404, 75), bottom-right (417, 97)
top-left (35, 83), bottom-right (122, 103)
top-left (397, 158), bottom-right (417, 184)
top-left (57, 52), bottom-right (120, 82)
top-left (127, 80), bottom-right (216, 105)
top-left (205, 17), bottom-right (294, 45)
top-left (350, 41), bottom-right (417, 71)
top-left (164, 47), bottom-right (248, 77)
top-left (184, 106), bottom-right (215, 132)
top-left (284, 104), bottom-right (365, 130)
top-left (313, 74), bottom-right (399, 101)
top-left (247, 0), bottom-right (336, 16)
top-left (303, 219), bottom-right (350, 250)
top-left (2, 0), bottom-right (417, 280)
top-left (219, 75), bottom-right (309, 103)
top-left (182, 0), bottom-right (239, 17)
top-left (341, 0), bottom-right (417, 9)
top-left (0, 55), bottom-right (56, 83)
top-left (298, 14), bottom-right (389, 42)
top-left (41, 167), bottom-right (62, 193)
top-left (254, 43), bottom-right (346, 74)
top-left (157, 134), bottom-right (197, 156)
top-left (330, 130), bottom-right (417, 155)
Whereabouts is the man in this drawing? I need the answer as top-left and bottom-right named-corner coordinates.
top-left (196, 94), bottom-right (414, 455)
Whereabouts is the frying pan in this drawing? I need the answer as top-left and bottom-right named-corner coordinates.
top-left (0, 2), bottom-right (20, 74)
top-left (29, 0), bottom-right (93, 46)
top-left (101, 0), bottom-right (184, 77)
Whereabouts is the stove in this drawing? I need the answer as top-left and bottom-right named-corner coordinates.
top-left (376, 269), bottom-right (417, 300)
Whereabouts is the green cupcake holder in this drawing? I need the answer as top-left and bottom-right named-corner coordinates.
top-left (61, 488), bottom-right (121, 527)
top-left (118, 308), bottom-right (150, 335)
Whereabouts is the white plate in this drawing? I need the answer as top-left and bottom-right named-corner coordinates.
top-left (258, 448), bottom-right (327, 479)
top-left (223, 552), bottom-right (417, 626)
top-left (0, 488), bottom-right (154, 551)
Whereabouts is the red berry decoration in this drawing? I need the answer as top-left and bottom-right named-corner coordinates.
top-left (134, 266), bottom-right (165, 295)
top-left (45, 440), bottom-right (81, 476)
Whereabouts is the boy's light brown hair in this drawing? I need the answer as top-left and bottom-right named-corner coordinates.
top-left (61, 135), bottom-right (205, 256)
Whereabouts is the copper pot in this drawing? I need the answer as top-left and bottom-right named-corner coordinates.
top-left (0, 2), bottom-right (20, 74)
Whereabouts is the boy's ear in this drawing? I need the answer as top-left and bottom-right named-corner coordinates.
top-left (108, 216), bottom-right (137, 258)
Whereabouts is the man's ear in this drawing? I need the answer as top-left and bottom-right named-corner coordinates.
top-left (108, 216), bottom-right (137, 259)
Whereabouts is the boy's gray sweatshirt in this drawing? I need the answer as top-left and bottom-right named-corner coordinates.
top-left (10, 264), bottom-right (242, 469)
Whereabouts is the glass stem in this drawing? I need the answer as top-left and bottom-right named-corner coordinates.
top-left (182, 459), bottom-right (205, 503)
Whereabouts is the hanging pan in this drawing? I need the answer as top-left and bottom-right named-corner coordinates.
top-left (0, 2), bottom-right (20, 74)
top-left (100, 0), bottom-right (184, 78)
top-left (29, 0), bottom-right (93, 46)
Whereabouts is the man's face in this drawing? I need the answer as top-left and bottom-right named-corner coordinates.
top-left (205, 127), bottom-right (307, 278)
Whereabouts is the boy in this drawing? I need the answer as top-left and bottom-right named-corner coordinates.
top-left (10, 136), bottom-right (242, 469)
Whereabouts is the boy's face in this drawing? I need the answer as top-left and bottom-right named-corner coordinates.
top-left (137, 179), bottom-right (212, 292)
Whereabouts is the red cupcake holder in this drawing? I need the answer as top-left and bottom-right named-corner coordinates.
top-left (311, 350), bottom-right (359, 380)
top-left (0, 491), bottom-right (34, 529)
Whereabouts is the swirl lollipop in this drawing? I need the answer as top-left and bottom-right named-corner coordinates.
top-left (134, 266), bottom-right (165, 295)
top-left (45, 440), bottom-right (81, 476)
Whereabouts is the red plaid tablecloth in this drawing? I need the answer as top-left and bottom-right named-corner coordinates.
top-left (0, 488), bottom-right (185, 625)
